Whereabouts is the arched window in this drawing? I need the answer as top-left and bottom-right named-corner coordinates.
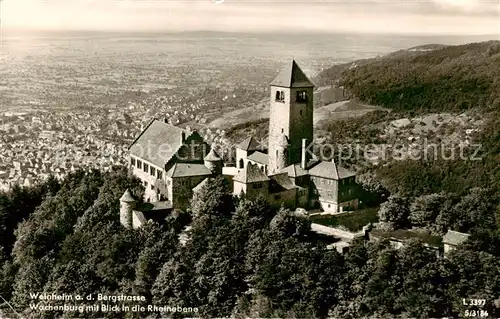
top-left (275, 90), bottom-right (285, 102)
top-left (239, 158), bottom-right (244, 169)
top-left (296, 91), bottom-right (307, 103)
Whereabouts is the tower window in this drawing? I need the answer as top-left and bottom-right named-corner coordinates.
top-left (281, 128), bottom-right (284, 133)
top-left (275, 90), bottom-right (285, 102)
top-left (300, 110), bottom-right (303, 115)
top-left (296, 91), bottom-right (307, 103)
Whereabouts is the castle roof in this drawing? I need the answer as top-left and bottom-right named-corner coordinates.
top-left (233, 163), bottom-right (270, 184)
top-left (134, 201), bottom-right (173, 225)
top-left (120, 189), bottom-right (136, 203)
top-left (204, 148), bottom-right (221, 161)
top-left (270, 60), bottom-right (314, 88)
top-left (246, 151), bottom-right (269, 165)
top-left (308, 160), bottom-right (356, 180)
top-left (136, 201), bottom-right (173, 212)
top-left (166, 163), bottom-right (212, 178)
top-left (281, 163), bottom-right (309, 177)
top-left (269, 173), bottom-right (297, 193)
top-left (129, 119), bottom-right (187, 168)
top-left (237, 136), bottom-right (262, 151)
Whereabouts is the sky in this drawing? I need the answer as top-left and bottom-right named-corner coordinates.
top-left (1, 0), bottom-right (499, 35)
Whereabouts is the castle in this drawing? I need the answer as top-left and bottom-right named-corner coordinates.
top-left (120, 60), bottom-right (359, 228)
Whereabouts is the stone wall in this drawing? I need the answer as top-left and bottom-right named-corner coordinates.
top-left (171, 175), bottom-right (208, 209)
top-left (130, 155), bottom-right (165, 201)
top-left (268, 188), bottom-right (296, 209)
top-left (268, 86), bottom-right (313, 172)
top-left (310, 223), bottom-right (366, 241)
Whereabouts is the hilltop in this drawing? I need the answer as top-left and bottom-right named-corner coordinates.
top-left (314, 44), bottom-right (449, 86)
top-left (315, 41), bottom-right (500, 112)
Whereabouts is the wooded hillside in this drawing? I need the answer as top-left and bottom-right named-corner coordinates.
top-left (316, 41), bottom-right (500, 112)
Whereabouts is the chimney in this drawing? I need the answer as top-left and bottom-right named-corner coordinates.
top-left (301, 139), bottom-right (307, 169)
top-left (331, 157), bottom-right (340, 178)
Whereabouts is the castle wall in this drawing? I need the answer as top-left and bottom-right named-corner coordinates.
top-left (318, 200), bottom-right (339, 213)
top-left (338, 177), bottom-right (358, 203)
top-left (171, 175), bottom-right (208, 210)
top-left (246, 159), bottom-right (267, 174)
top-left (338, 199), bottom-right (359, 212)
top-left (268, 189), bottom-right (296, 209)
top-left (236, 149), bottom-right (247, 168)
top-left (268, 86), bottom-right (314, 173)
top-left (234, 181), bottom-right (269, 200)
top-left (297, 188), bottom-right (309, 208)
top-left (132, 211), bottom-right (148, 229)
top-left (120, 201), bottom-right (133, 228)
top-left (130, 155), bottom-right (165, 202)
top-left (311, 176), bottom-right (339, 203)
top-left (233, 181), bottom-right (247, 197)
top-left (288, 87), bottom-right (314, 165)
top-left (171, 133), bottom-right (208, 169)
top-left (268, 87), bottom-right (291, 173)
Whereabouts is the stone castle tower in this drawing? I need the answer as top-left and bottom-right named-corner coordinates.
top-left (268, 60), bottom-right (314, 173)
top-left (120, 189), bottom-right (136, 229)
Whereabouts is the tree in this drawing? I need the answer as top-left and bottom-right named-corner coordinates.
top-left (189, 176), bottom-right (234, 219)
top-left (394, 239), bottom-right (450, 318)
top-left (135, 222), bottom-right (179, 300)
top-left (446, 249), bottom-right (500, 317)
top-left (268, 208), bottom-right (311, 239)
top-left (409, 192), bottom-right (451, 229)
top-left (11, 256), bottom-right (55, 310)
top-left (152, 256), bottom-right (195, 318)
top-left (451, 188), bottom-right (496, 233)
top-left (378, 195), bottom-right (410, 230)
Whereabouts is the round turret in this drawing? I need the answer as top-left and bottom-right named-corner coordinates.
top-left (120, 189), bottom-right (136, 229)
top-left (204, 148), bottom-right (222, 175)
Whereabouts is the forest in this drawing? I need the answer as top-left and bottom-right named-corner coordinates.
top-left (315, 41), bottom-right (500, 112)
top-left (0, 170), bottom-right (498, 318)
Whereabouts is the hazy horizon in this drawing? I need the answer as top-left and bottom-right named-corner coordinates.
top-left (2, 0), bottom-right (499, 36)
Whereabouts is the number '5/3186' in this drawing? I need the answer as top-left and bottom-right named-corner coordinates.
top-left (464, 309), bottom-right (488, 317)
